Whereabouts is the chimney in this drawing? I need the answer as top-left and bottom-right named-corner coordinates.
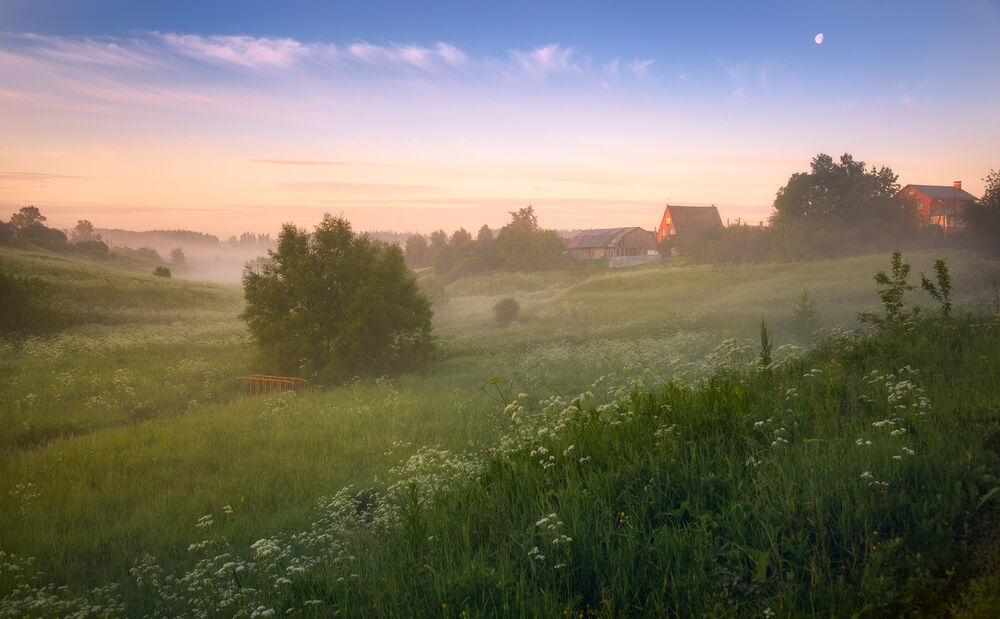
top-left (954, 181), bottom-right (962, 189)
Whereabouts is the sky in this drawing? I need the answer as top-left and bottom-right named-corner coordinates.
top-left (1, 0), bottom-right (998, 237)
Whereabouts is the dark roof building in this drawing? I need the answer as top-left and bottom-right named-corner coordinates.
top-left (567, 227), bottom-right (659, 267)
top-left (900, 182), bottom-right (978, 233)
top-left (656, 205), bottom-right (723, 242)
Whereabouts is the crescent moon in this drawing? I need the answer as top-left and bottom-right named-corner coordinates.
top-left (815, 33), bottom-right (824, 44)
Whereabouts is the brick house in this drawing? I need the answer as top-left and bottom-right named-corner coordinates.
top-left (900, 182), bottom-right (978, 233)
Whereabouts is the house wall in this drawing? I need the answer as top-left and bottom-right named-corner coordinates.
top-left (902, 188), bottom-right (970, 232)
top-left (620, 228), bottom-right (658, 252)
top-left (657, 208), bottom-right (675, 242)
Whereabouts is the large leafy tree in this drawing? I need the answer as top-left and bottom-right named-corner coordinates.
top-left (770, 154), bottom-right (917, 258)
top-left (495, 206), bottom-right (568, 271)
top-left (9, 205), bottom-right (46, 230)
top-left (964, 169), bottom-right (1000, 254)
top-left (241, 214), bottom-right (434, 381)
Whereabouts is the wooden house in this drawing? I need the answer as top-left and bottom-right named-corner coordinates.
top-left (567, 227), bottom-right (659, 268)
top-left (656, 205), bottom-right (723, 242)
top-left (900, 182), bottom-right (977, 234)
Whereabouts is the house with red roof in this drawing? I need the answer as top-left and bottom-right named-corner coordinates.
top-left (900, 181), bottom-right (978, 233)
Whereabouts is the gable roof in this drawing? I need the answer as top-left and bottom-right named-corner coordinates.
top-left (903, 184), bottom-right (978, 202)
top-left (664, 205), bottom-right (723, 234)
top-left (568, 227), bottom-right (647, 249)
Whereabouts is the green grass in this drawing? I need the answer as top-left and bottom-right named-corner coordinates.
top-left (2, 246), bottom-right (1000, 615)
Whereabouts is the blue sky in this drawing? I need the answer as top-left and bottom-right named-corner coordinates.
top-left (1, 0), bottom-right (997, 235)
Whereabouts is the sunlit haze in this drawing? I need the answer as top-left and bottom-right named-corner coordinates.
top-left (2, 0), bottom-right (998, 236)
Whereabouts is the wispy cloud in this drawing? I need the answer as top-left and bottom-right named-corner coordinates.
top-left (275, 181), bottom-right (448, 194)
top-left (19, 33), bottom-right (154, 68)
top-left (508, 44), bottom-right (580, 79)
top-left (160, 33), bottom-right (323, 69)
top-left (720, 60), bottom-right (749, 101)
top-left (0, 171), bottom-right (90, 182)
top-left (627, 59), bottom-right (654, 79)
top-left (2, 31), bottom-right (657, 92)
top-left (345, 40), bottom-right (468, 72)
top-left (251, 159), bottom-right (346, 166)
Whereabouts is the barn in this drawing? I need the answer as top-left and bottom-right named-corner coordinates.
top-left (900, 182), bottom-right (977, 234)
top-left (656, 205), bottom-right (723, 242)
top-left (567, 227), bottom-right (659, 268)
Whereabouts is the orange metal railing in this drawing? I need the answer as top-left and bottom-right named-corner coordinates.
top-left (238, 374), bottom-right (307, 396)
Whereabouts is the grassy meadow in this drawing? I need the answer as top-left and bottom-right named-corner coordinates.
top-left (2, 244), bottom-right (1000, 616)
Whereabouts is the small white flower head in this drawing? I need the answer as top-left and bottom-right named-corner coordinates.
top-left (860, 471), bottom-right (873, 479)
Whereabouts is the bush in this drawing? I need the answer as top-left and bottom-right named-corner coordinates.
top-left (678, 225), bottom-right (772, 263)
top-left (74, 240), bottom-right (110, 258)
top-left (494, 297), bottom-right (520, 325)
top-left (241, 214), bottom-right (435, 381)
top-left (152, 266), bottom-right (172, 278)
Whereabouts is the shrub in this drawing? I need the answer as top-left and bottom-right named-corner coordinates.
top-left (494, 297), bottom-right (520, 325)
top-left (152, 266), bottom-right (172, 278)
top-left (241, 214), bottom-right (435, 382)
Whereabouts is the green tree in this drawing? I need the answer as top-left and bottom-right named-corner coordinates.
top-left (9, 205), bottom-right (45, 231)
top-left (404, 234), bottom-right (429, 268)
top-left (170, 247), bottom-right (186, 266)
top-left (770, 154), bottom-right (916, 259)
top-left (495, 206), bottom-right (568, 271)
top-left (964, 169), bottom-right (1000, 254)
top-left (450, 228), bottom-right (472, 246)
top-left (70, 220), bottom-right (99, 243)
top-left (858, 250), bottom-right (914, 325)
top-left (241, 214), bottom-right (434, 381)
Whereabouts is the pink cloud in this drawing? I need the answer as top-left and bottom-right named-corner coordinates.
top-left (509, 44), bottom-right (580, 79)
top-left (159, 33), bottom-right (320, 68)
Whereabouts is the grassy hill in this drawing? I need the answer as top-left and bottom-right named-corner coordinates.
top-left (2, 245), bottom-right (1000, 615)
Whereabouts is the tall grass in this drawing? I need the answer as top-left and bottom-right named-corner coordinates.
top-left (2, 246), bottom-right (1000, 615)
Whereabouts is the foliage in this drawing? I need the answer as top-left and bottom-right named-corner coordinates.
top-left (241, 214), bottom-right (435, 381)
top-left (494, 297), bottom-right (520, 326)
top-left (858, 250), bottom-right (914, 325)
top-left (920, 259), bottom-right (952, 317)
top-left (152, 265), bottom-right (172, 278)
top-left (770, 154), bottom-right (918, 259)
top-left (678, 223), bottom-right (772, 263)
top-left (70, 220), bottom-right (99, 243)
top-left (73, 240), bottom-right (110, 258)
top-left (113, 246), bottom-right (162, 261)
top-left (170, 247), bottom-right (185, 266)
top-left (495, 207), bottom-right (568, 271)
top-left (8, 205), bottom-right (46, 230)
top-left (964, 169), bottom-right (1000, 255)
top-left (791, 288), bottom-right (819, 342)
top-left (404, 233), bottom-right (429, 267)
top-left (758, 318), bottom-right (772, 365)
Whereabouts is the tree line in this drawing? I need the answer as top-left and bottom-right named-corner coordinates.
top-left (673, 154), bottom-right (1000, 263)
top-left (403, 206), bottom-right (569, 277)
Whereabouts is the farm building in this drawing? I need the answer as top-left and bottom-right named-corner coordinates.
top-left (656, 205), bottom-right (723, 242)
top-left (900, 182), bottom-right (978, 234)
top-left (567, 227), bottom-right (659, 268)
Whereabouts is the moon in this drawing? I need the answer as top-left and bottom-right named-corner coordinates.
top-left (815, 33), bottom-right (824, 44)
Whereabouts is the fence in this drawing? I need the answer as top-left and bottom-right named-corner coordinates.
top-left (238, 374), bottom-right (307, 396)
